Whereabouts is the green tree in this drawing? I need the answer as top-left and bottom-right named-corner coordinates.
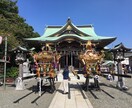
top-left (104, 51), bottom-right (113, 60)
top-left (0, 0), bottom-right (40, 52)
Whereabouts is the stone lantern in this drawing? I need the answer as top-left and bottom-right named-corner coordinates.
top-left (12, 46), bottom-right (30, 90)
top-left (111, 43), bottom-right (131, 89)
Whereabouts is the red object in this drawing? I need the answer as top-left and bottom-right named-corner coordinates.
top-left (6, 78), bottom-right (14, 83)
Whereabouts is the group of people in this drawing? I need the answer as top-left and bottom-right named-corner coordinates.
top-left (62, 65), bottom-right (101, 93)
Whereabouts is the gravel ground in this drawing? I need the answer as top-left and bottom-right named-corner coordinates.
top-left (0, 78), bottom-right (60, 108)
top-left (85, 74), bottom-right (132, 108)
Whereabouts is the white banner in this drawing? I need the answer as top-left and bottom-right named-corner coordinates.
top-left (0, 36), bottom-right (2, 44)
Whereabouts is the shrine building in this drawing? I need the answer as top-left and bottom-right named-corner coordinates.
top-left (25, 18), bottom-right (116, 69)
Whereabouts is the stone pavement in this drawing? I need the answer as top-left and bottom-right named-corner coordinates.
top-left (49, 71), bottom-right (93, 108)
top-left (0, 78), bottom-right (60, 108)
top-left (0, 71), bottom-right (94, 108)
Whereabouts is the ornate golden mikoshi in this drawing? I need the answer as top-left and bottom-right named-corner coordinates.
top-left (79, 41), bottom-right (104, 75)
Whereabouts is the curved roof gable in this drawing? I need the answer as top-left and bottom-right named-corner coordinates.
top-left (42, 18), bottom-right (97, 38)
top-left (24, 18), bottom-right (116, 48)
top-left (111, 43), bottom-right (131, 52)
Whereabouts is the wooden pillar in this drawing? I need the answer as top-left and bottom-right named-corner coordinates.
top-left (55, 43), bottom-right (57, 51)
top-left (71, 52), bottom-right (73, 66)
top-left (82, 44), bottom-right (85, 51)
top-left (66, 53), bottom-right (68, 66)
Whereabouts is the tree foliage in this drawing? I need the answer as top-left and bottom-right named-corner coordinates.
top-left (0, 0), bottom-right (40, 52)
top-left (104, 51), bottom-right (113, 60)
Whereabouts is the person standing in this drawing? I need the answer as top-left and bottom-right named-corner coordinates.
top-left (62, 66), bottom-right (69, 94)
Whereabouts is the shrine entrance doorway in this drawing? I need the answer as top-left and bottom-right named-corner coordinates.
top-left (57, 41), bottom-right (83, 69)
top-left (60, 53), bottom-right (80, 69)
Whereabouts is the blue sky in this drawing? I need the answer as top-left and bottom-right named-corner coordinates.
top-left (17, 0), bottom-right (132, 48)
